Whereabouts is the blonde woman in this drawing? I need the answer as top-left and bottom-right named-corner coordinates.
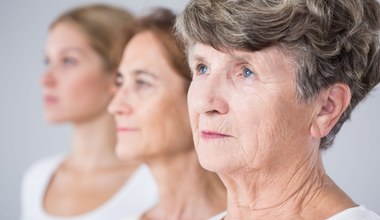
top-left (21, 4), bottom-right (157, 220)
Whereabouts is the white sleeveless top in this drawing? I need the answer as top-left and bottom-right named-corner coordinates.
top-left (208, 206), bottom-right (380, 220)
top-left (20, 154), bottom-right (158, 220)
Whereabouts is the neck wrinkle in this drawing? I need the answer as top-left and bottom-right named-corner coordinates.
top-left (222, 151), bottom-right (328, 220)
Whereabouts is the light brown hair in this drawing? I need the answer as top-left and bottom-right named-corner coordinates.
top-left (51, 4), bottom-right (137, 72)
top-left (140, 8), bottom-right (191, 89)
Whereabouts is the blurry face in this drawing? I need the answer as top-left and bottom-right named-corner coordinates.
top-left (187, 44), bottom-right (317, 173)
top-left (108, 31), bottom-right (193, 161)
top-left (42, 22), bottom-right (115, 123)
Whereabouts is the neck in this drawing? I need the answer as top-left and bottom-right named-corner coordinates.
top-left (145, 149), bottom-right (226, 220)
top-left (68, 111), bottom-right (121, 170)
top-left (221, 151), bottom-right (355, 219)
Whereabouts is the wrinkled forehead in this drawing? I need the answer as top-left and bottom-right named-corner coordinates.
top-left (187, 42), bottom-right (280, 63)
top-left (187, 43), bottom-right (236, 61)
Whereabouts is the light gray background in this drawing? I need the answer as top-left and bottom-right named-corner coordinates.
top-left (0, 1), bottom-right (379, 219)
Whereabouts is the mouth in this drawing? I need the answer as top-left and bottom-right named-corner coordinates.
top-left (201, 130), bottom-right (232, 140)
top-left (117, 127), bottom-right (139, 133)
top-left (44, 95), bottom-right (57, 104)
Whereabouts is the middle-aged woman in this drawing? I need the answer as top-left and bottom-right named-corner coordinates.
top-left (108, 8), bottom-right (226, 220)
top-left (21, 4), bottom-right (157, 220)
top-left (176, 0), bottom-right (380, 219)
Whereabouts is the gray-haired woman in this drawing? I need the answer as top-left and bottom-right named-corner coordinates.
top-left (176, 0), bottom-right (380, 219)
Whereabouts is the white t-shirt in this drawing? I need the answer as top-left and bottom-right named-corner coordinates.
top-left (208, 206), bottom-right (380, 220)
top-left (328, 206), bottom-right (380, 220)
top-left (20, 154), bottom-right (158, 220)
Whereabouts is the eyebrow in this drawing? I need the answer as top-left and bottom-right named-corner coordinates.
top-left (229, 52), bottom-right (254, 64)
top-left (188, 54), bottom-right (207, 65)
top-left (61, 47), bottom-right (85, 53)
top-left (45, 47), bottom-right (85, 57)
top-left (132, 69), bottom-right (158, 79)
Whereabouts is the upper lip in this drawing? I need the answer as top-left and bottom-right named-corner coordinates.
top-left (201, 130), bottom-right (232, 137)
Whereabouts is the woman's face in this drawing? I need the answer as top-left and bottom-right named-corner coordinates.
top-left (42, 22), bottom-right (115, 123)
top-left (109, 31), bottom-right (193, 161)
top-left (187, 44), bottom-right (317, 173)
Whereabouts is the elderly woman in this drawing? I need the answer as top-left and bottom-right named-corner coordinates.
top-left (176, 0), bottom-right (380, 219)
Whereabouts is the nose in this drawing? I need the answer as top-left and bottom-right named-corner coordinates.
top-left (188, 76), bottom-right (228, 116)
top-left (108, 86), bottom-right (133, 116)
top-left (40, 69), bottom-right (56, 88)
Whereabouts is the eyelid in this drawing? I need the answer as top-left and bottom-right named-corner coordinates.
top-left (115, 72), bottom-right (124, 87)
top-left (194, 63), bottom-right (209, 76)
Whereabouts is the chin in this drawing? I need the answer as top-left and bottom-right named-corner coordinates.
top-left (44, 114), bottom-right (67, 124)
top-left (115, 142), bottom-right (145, 162)
top-left (196, 147), bottom-right (232, 173)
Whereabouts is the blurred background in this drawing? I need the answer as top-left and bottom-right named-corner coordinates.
top-left (0, 0), bottom-right (379, 219)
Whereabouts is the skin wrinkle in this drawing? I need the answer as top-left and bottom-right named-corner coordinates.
top-left (187, 43), bottom-right (355, 219)
top-left (176, 0), bottom-right (380, 218)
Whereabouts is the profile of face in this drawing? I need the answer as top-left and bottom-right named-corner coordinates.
top-left (109, 31), bottom-right (193, 161)
top-left (42, 22), bottom-right (115, 123)
top-left (187, 44), bottom-right (319, 173)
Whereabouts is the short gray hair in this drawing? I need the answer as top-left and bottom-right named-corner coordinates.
top-left (176, 0), bottom-right (380, 149)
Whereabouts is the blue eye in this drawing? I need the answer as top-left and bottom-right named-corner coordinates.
top-left (242, 67), bottom-right (254, 78)
top-left (197, 64), bottom-right (208, 75)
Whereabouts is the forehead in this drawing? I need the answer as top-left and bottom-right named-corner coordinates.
top-left (48, 22), bottom-right (88, 45)
top-left (46, 22), bottom-right (90, 53)
top-left (120, 31), bottom-right (177, 77)
top-left (189, 43), bottom-right (288, 64)
top-left (123, 31), bottom-right (165, 61)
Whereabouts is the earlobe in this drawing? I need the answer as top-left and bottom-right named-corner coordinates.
top-left (310, 84), bottom-right (351, 139)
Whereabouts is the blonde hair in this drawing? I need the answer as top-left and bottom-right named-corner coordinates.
top-left (51, 4), bottom-right (137, 72)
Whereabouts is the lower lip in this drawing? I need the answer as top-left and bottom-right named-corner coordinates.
top-left (44, 97), bottom-right (57, 104)
top-left (117, 128), bottom-right (139, 132)
top-left (201, 131), bottom-right (231, 140)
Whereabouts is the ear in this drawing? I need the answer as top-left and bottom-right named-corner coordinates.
top-left (310, 83), bottom-right (351, 139)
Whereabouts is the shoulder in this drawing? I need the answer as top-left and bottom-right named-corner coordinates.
top-left (208, 211), bottom-right (227, 220)
top-left (328, 206), bottom-right (380, 220)
top-left (22, 154), bottom-right (65, 184)
top-left (118, 213), bottom-right (143, 220)
top-left (20, 154), bottom-right (65, 219)
top-left (126, 164), bottom-right (157, 192)
top-left (117, 164), bottom-right (158, 214)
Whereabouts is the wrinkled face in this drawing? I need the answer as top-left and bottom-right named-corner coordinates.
top-left (187, 44), bottom-right (317, 173)
top-left (42, 22), bottom-right (115, 124)
top-left (108, 31), bottom-right (193, 161)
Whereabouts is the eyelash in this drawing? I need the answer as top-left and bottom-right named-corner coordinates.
top-left (195, 63), bottom-right (208, 76)
top-left (240, 66), bottom-right (255, 79)
top-left (62, 57), bottom-right (77, 66)
top-left (135, 79), bottom-right (151, 87)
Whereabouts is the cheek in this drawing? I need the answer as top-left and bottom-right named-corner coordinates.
top-left (64, 72), bottom-right (111, 106)
top-left (146, 92), bottom-right (192, 150)
top-left (187, 82), bottom-right (199, 131)
top-left (229, 91), bottom-right (293, 163)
